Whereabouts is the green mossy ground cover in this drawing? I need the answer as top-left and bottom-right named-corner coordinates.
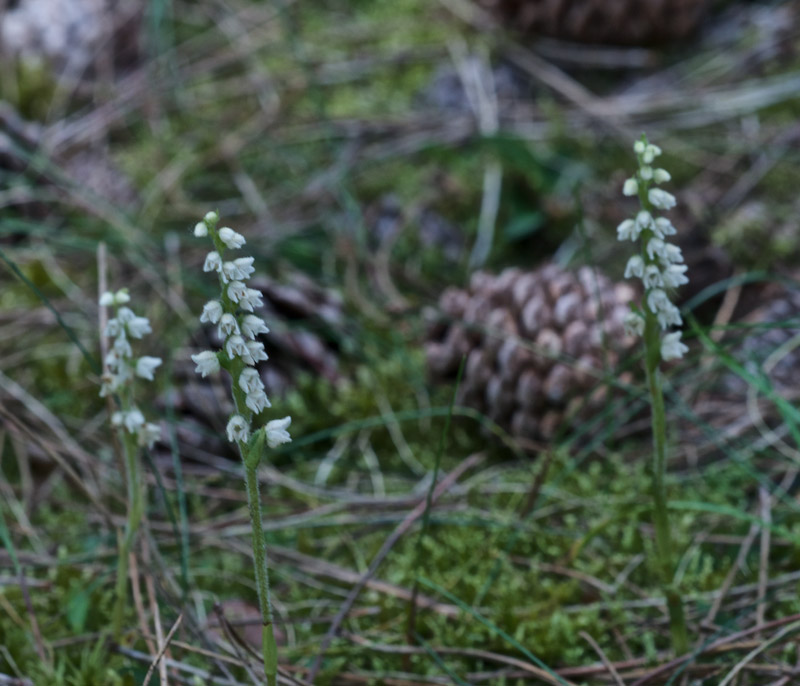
top-left (2, 0), bottom-right (800, 684)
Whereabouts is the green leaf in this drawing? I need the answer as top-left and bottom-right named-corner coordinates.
top-left (66, 588), bottom-right (91, 633)
top-left (502, 211), bottom-right (545, 242)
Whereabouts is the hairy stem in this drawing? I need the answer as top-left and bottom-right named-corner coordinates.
top-left (112, 430), bottom-right (144, 640)
top-left (243, 458), bottom-right (278, 686)
top-left (644, 314), bottom-right (688, 656)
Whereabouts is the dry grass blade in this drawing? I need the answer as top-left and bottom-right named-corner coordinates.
top-left (141, 614), bottom-right (183, 686)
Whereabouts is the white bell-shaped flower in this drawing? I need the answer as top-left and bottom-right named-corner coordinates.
top-left (226, 415), bottom-right (249, 443)
top-left (265, 416), bottom-right (292, 448)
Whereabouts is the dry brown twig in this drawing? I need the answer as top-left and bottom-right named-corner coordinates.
top-left (141, 614), bottom-right (183, 686)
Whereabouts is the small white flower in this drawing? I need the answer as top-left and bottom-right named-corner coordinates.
top-left (113, 336), bottom-right (133, 358)
top-left (203, 251), bottom-right (223, 273)
top-left (139, 422), bottom-right (161, 448)
top-left (99, 291), bottom-right (115, 306)
top-left (639, 166), bottom-right (653, 181)
top-left (634, 141), bottom-right (646, 154)
top-left (643, 265), bottom-right (663, 289)
top-left (192, 350), bottom-right (220, 377)
top-left (246, 340), bottom-right (268, 364)
top-left (113, 290), bottom-right (131, 305)
top-left (227, 280), bottom-right (248, 303)
top-left (646, 238), bottom-right (665, 261)
top-left (218, 313), bottom-right (240, 337)
top-left (200, 300), bottom-right (223, 324)
top-left (662, 263), bottom-right (689, 288)
top-left (115, 364), bottom-right (133, 386)
top-left (121, 408), bottom-right (145, 433)
top-left (624, 255), bottom-right (645, 279)
top-left (226, 414), bottom-right (250, 443)
top-left (111, 411), bottom-right (123, 427)
top-left (265, 416), bottom-right (292, 448)
top-left (135, 356), bottom-right (162, 381)
top-left (100, 371), bottom-right (126, 396)
top-left (661, 331), bottom-right (688, 361)
top-left (656, 302), bottom-right (682, 330)
top-left (648, 188), bottom-right (676, 211)
top-left (204, 210), bottom-right (219, 224)
top-left (99, 376), bottom-right (116, 398)
top-left (126, 315), bottom-right (152, 339)
top-left (623, 178), bottom-right (638, 196)
top-left (225, 334), bottom-right (249, 361)
top-left (659, 244), bottom-right (684, 265)
top-left (222, 257), bottom-right (255, 282)
top-left (218, 227), bottom-right (246, 250)
top-left (241, 315), bottom-right (269, 339)
top-left (617, 219), bottom-right (638, 241)
top-left (653, 168), bottom-right (671, 184)
top-left (105, 349), bottom-right (121, 368)
top-left (624, 312), bottom-right (645, 337)
top-left (105, 318), bottom-right (121, 338)
top-left (193, 222), bottom-right (208, 237)
top-left (246, 390), bottom-right (271, 414)
top-left (653, 217), bottom-right (677, 238)
top-left (635, 210), bottom-right (654, 234)
top-left (239, 368), bottom-right (264, 395)
top-left (239, 288), bottom-right (263, 312)
top-left (643, 144), bottom-right (661, 164)
top-left (220, 262), bottom-right (236, 283)
top-left (233, 257), bottom-right (255, 279)
top-left (647, 289), bottom-right (670, 314)
top-left (117, 307), bottom-right (135, 323)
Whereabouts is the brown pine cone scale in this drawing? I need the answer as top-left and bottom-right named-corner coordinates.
top-left (426, 264), bottom-right (638, 441)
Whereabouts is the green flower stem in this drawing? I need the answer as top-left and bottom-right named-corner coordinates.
top-left (643, 313), bottom-right (688, 656)
top-left (243, 456), bottom-right (278, 686)
top-left (112, 429), bottom-right (145, 640)
top-left (208, 217), bottom-right (278, 684)
top-left (234, 386), bottom-right (278, 684)
top-left (633, 142), bottom-right (688, 656)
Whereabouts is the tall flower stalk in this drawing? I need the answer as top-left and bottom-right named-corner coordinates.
top-left (99, 289), bottom-right (162, 639)
top-left (618, 137), bottom-right (689, 655)
top-left (192, 211), bottom-right (291, 686)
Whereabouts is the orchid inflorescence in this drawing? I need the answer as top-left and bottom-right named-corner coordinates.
top-left (99, 287), bottom-right (162, 638)
top-left (99, 288), bottom-right (161, 448)
top-left (618, 138), bottom-right (689, 362)
top-left (191, 211), bottom-right (292, 450)
top-left (615, 136), bottom-right (691, 655)
top-left (192, 210), bottom-right (289, 685)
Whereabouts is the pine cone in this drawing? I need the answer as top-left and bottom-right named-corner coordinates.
top-left (478, 0), bottom-right (709, 45)
top-left (158, 273), bottom-right (346, 462)
top-left (425, 264), bottom-right (638, 441)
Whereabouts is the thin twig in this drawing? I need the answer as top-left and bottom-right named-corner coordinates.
top-left (142, 614), bottom-right (183, 686)
top-left (718, 619), bottom-right (800, 686)
top-left (757, 485), bottom-right (771, 634)
top-left (579, 631), bottom-right (626, 686)
top-left (142, 541), bottom-right (169, 686)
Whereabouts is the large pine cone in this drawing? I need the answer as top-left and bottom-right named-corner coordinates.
top-left (426, 264), bottom-right (638, 441)
top-left (479, 0), bottom-right (709, 45)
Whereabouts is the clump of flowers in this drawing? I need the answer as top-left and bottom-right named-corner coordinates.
top-left (616, 136), bottom-right (689, 656)
top-left (192, 210), bottom-right (290, 686)
top-left (100, 289), bottom-right (162, 447)
top-left (98, 288), bottom-right (161, 638)
top-left (618, 140), bottom-right (688, 361)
